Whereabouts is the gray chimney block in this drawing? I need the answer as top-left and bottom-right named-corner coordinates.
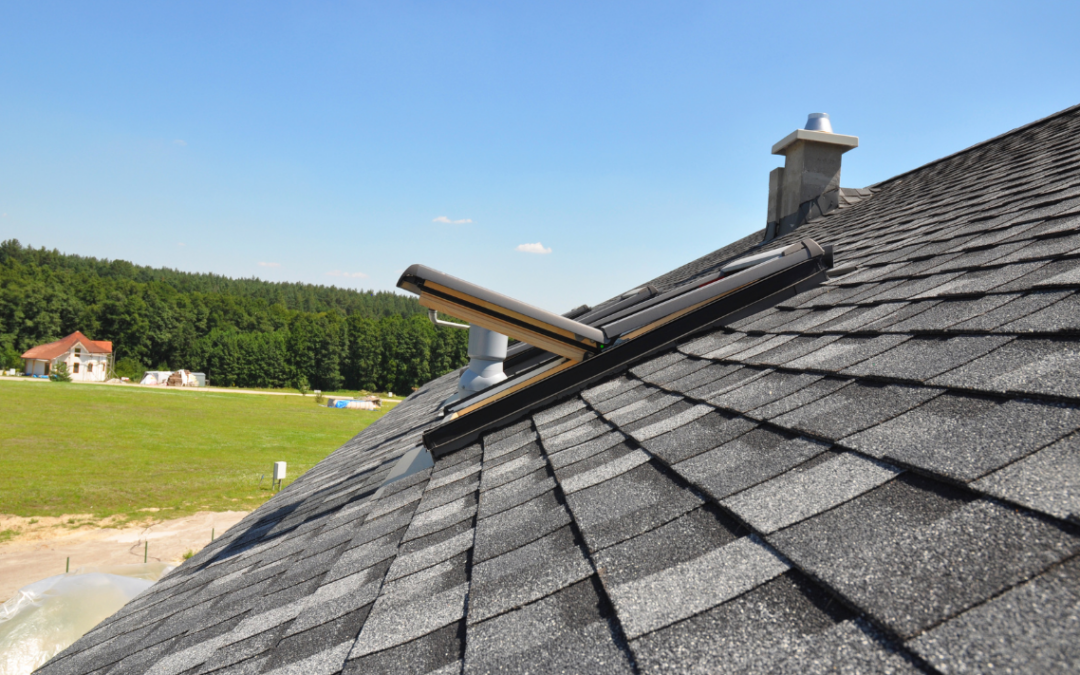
top-left (765, 118), bottom-right (858, 240)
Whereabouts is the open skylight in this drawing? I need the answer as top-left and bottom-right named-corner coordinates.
top-left (397, 238), bottom-right (833, 456)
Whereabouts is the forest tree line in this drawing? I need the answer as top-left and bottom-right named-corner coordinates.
top-left (0, 240), bottom-right (470, 392)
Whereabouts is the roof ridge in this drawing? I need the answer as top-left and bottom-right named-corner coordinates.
top-left (866, 102), bottom-right (1080, 191)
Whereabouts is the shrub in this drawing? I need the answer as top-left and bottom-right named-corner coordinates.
top-left (115, 357), bottom-right (147, 382)
top-left (0, 344), bottom-right (22, 371)
top-left (293, 375), bottom-right (310, 396)
top-left (50, 362), bottom-right (73, 383)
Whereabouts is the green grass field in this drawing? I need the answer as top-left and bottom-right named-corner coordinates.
top-left (0, 380), bottom-right (391, 522)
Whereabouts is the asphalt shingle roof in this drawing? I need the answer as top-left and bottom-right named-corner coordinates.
top-left (40, 104), bottom-right (1080, 674)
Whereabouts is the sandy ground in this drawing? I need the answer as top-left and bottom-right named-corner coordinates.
top-left (0, 511), bottom-right (249, 602)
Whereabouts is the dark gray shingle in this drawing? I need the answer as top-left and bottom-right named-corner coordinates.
top-left (769, 476), bottom-right (1080, 638)
top-left (844, 394), bottom-right (1080, 481)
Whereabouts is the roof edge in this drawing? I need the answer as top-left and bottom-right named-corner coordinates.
top-left (866, 101), bottom-right (1080, 191)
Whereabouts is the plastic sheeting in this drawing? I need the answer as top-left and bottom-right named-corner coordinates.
top-left (0, 563), bottom-right (173, 675)
top-left (333, 400), bottom-right (378, 410)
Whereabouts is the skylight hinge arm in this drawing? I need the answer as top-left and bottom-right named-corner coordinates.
top-left (428, 309), bottom-right (469, 330)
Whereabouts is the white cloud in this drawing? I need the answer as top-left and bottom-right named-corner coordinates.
top-left (515, 242), bottom-right (552, 255)
top-left (258, 262), bottom-right (281, 268)
top-left (433, 216), bottom-right (473, 224)
top-left (177, 242), bottom-right (186, 247)
top-left (173, 139), bottom-right (187, 146)
top-left (326, 270), bottom-right (369, 278)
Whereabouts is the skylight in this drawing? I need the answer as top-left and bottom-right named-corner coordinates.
top-left (397, 238), bottom-right (833, 456)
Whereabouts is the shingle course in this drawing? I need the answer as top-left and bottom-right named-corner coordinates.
top-left (630, 574), bottom-right (919, 675)
top-left (672, 429), bottom-right (827, 501)
top-left (721, 452), bottom-right (904, 534)
top-left (563, 461), bottom-right (703, 552)
top-left (770, 380), bottom-right (940, 441)
top-left (463, 580), bottom-right (634, 675)
top-left (908, 556), bottom-right (1080, 674)
top-left (972, 433), bottom-right (1080, 521)
top-left (467, 525), bottom-right (592, 624)
top-left (844, 394), bottom-right (1080, 481)
top-left (769, 476), bottom-right (1080, 638)
top-left (638, 409), bottom-right (757, 465)
top-left (608, 535), bottom-right (789, 639)
top-left (842, 334), bottom-right (1013, 382)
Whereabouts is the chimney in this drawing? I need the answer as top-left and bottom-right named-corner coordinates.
top-left (765, 113), bottom-right (858, 241)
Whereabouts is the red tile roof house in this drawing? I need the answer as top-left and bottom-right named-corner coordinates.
top-left (21, 331), bottom-right (113, 382)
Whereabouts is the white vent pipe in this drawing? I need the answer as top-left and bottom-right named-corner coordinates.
top-left (458, 325), bottom-right (508, 397)
top-left (428, 310), bottom-right (508, 398)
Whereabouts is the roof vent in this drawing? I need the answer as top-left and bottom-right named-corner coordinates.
top-left (458, 325), bottom-right (508, 398)
top-left (804, 113), bottom-right (833, 133)
top-left (427, 310), bottom-right (509, 401)
top-left (765, 113), bottom-right (858, 241)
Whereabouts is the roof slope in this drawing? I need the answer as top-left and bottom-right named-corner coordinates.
top-left (40, 105), bottom-right (1080, 675)
top-left (22, 331), bottom-right (112, 360)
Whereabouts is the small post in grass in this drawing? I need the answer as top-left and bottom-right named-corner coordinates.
top-left (272, 462), bottom-right (287, 493)
top-left (212, 527), bottom-right (215, 541)
top-left (66, 557), bottom-right (70, 573)
top-left (144, 541), bottom-right (148, 564)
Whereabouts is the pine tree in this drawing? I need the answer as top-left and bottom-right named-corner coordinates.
top-left (50, 362), bottom-right (72, 383)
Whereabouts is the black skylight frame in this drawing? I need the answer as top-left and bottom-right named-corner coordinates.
top-left (408, 240), bottom-right (834, 457)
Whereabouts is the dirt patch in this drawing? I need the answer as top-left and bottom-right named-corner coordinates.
top-left (0, 511), bottom-right (249, 602)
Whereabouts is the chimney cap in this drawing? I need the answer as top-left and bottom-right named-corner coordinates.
top-left (772, 128), bottom-right (859, 156)
top-left (805, 113), bottom-right (833, 133)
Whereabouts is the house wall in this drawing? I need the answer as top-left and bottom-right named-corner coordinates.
top-left (24, 360), bottom-right (47, 376)
top-left (60, 349), bottom-right (109, 382)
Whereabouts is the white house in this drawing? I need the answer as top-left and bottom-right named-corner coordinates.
top-left (21, 331), bottom-right (113, 382)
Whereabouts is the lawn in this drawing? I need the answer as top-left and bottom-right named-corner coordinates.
top-left (212, 385), bottom-right (406, 401)
top-left (0, 380), bottom-right (392, 522)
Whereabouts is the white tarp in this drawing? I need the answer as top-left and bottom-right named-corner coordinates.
top-left (140, 371), bottom-right (198, 386)
top-left (139, 371), bottom-right (173, 385)
top-left (0, 563), bottom-right (173, 675)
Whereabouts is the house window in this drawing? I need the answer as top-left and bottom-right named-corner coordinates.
top-left (74, 347), bottom-right (81, 356)
top-left (73, 363), bottom-right (80, 374)
top-left (87, 363), bottom-right (93, 373)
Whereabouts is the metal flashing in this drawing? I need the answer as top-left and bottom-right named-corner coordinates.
top-left (371, 445), bottom-right (435, 500)
top-left (597, 241), bottom-right (828, 339)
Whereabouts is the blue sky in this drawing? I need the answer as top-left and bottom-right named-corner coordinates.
top-left (2, 1), bottom-right (1078, 312)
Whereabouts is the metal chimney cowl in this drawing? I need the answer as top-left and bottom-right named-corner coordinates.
top-left (804, 112), bottom-right (834, 133)
top-left (457, 325), bottom-right (508, 397)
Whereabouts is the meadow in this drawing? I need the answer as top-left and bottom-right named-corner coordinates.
top-left (0, 380), bottom-right (391, 522)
